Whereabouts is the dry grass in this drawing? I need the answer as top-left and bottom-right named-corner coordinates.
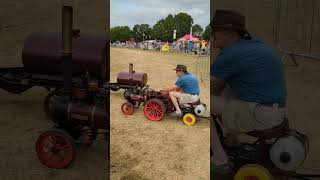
top-left (110, 48), bottom-right (210, 180)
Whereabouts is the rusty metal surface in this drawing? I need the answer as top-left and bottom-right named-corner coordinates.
top-left (22, 32), bottom-right (108, 79)
top-left (92, 105), bottom-right (108, 130)
top-left (117, 72), bottom-right (147, 87)
top-left (68, 102), bottom-right (108, 129)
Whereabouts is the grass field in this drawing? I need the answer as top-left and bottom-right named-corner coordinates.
top-left (110, 48), bottom-right (210, 179)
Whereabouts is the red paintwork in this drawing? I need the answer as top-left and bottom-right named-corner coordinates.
top-left (68, 103), bottom-right (108, 130)
top-left (121, 102), bottom-right (134, 115)
top-left (117, 72), bottom-right (147, 87)
top-left (22, 32), bottom-right (108, 79)
top-left (36, 130), bottom-right (74, 169)
top-left (143, 99), bottom-right (165, 121)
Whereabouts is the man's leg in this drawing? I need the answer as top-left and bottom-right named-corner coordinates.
top-left (213, 91), bottom-right (241, 148)
top-left (211, 117), bottom-right (229, 165)
top-left (169, 91), bottom-right (182, 114)
top-left (211, 96), bottom-right (229, 166)
top-left (210, 84), bottom-right (242, 169)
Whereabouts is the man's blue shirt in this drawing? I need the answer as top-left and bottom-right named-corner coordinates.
top-left (175, 73), bottom-right (200, 95)
top-left (211, 38), bottom-right (287, 104)
top-left (187, 42), bottom-right (193, 49)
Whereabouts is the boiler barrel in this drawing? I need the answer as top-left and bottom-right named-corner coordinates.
top-left (49, 97), bottom-right (108, 130)
top-left (117, 72), bottom-right (147, 87)
top-left (22, 32), bottom-right (108, 80)
top-left (68, 103), bottom-right (108, 130)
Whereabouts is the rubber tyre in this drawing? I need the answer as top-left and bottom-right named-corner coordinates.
top-left (36, 128), bottom-right (76, 169)
top-left (121, 102), bottom-right (134, 115)
top-left (234, 164), bottom-right (273, 180)
top-left (183, 113), bottom-right (196, 126)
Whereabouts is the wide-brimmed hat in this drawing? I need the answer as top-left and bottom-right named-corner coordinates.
top-left (210, 9), bottom-right (248, 34)
top-left (173, 64), bottom-right (187, 72)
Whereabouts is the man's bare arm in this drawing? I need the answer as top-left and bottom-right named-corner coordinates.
top-left (163, 85), bottom-right (180, 92)
top-left (211, 76), bottom-right (226, 95)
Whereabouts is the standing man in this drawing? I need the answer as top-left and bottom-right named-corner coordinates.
top-left (162, 64), bottom-right (200, 117)
top-left (187, 41), bottom-right (193, 53)
top-left (193, 42), bottom-right (198, 54)
top-left (201, 40), bottom-right (206, 54)
top-left (196, 41), bottom-right (201, 54)
top-left (184, 41), bottom-right (188, 53)
top-left (210, 10), bottom-right (287, 174)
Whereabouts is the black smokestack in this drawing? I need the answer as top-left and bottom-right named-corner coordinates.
top-left (129, 63), bottom-right (133, 92)
top-left (62, 5), bottom-right (73, 94)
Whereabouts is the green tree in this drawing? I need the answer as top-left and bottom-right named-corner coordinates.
top-left (152, 12), bottom-right (193, 41)
top-left (164, 14), bottom-right (176, 41)
top-left (152, 19), bottom-right (166, 41)
top-left (132, 24), bottom-right (153, 42)
top-left (174, 13), bottom-right (193, 38)
top-left (192, 24), bottom-right (203, 37)
top-left (110, 26), bottom-right (132, 42)
top-left (202, 24), bottom-right (210, 40)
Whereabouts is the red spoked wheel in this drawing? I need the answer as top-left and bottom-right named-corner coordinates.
top-left (143, 98), bottom-right (166, 121)
top-left (121, 102), bottom-right (134, 115)
top-left (36, 128), bottom-right (76, 169)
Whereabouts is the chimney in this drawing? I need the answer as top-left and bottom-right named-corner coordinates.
top-left (62, 5), bottom-right (73, 94)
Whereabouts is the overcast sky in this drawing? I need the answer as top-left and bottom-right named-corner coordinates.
top-left (110, 0), bottom-right (210, 30)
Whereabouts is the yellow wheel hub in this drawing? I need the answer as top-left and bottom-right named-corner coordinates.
top-left (234, 164), bottom-right (273, 180)
top-left (183, 113), bottom-right (196, 126)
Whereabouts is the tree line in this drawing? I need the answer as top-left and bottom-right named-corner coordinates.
top-left (111, 12), bottom-right (210, 42)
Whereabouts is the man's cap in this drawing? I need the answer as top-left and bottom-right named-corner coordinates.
top-left (173, 64), bottom-right (187, 72)
top-left (210, 9), bottom-right (248, 33)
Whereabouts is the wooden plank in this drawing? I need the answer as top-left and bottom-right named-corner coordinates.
top-left (277, 0), bottom-right (313, 54)
top-left (213, 0), bottom-right (318, 55)
top-left (310, 0), bottom-right (320, 56)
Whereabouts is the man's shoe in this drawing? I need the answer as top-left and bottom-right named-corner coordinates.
top-left (168, 111), bottom-right (183, 117)
top-left (211, 161), bottom-right (234, 175)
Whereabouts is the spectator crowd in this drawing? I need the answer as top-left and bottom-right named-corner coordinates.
top-left (111, 40), bottom-right (210, 55)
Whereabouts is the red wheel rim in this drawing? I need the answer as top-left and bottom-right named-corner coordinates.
top-left (121, 102), bottom-right (134, 115)
top-left (186, 117), bottom-right (193, 123)
top-left (244, 177), bottom-right (259, 180)
top-left (36, 131), bottom-right (74, 169)
top-left (144, 100), bottom-right (165, 121)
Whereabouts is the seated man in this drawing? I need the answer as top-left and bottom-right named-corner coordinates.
top-left (162, 64), bottom-right (200, 117)
top-left (210, 10), bottom-right (287, 174)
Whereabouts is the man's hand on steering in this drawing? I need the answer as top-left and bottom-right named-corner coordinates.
top-left (159, 89), bottom-right (168, 95)
top-left (163, 85), bottom-right (180, 93)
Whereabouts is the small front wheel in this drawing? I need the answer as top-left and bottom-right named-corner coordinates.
top-left (234, 164), bottom-right (273, 180)
top-left (36, 128), bottom-right (76, 169)
top-left (183, 113), bottom-right (196, 126)
top-left (121, 102), bottom-right (134, 115)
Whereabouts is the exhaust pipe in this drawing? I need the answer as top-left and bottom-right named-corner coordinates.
top-left (129, 63), bottom-right (133, 92)
top-left (62, 5), bottom-right (73, 94)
